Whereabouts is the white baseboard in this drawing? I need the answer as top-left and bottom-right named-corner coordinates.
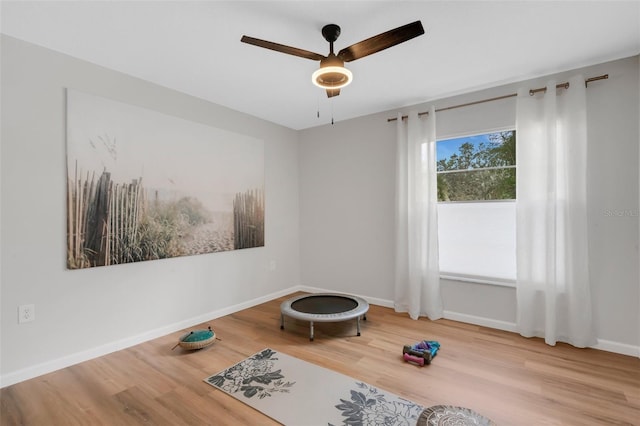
top-left (297, 285), bottom-right (395, 308)
top-left (592, 339), bottom-right (640, 358)
top-left (299, 290), bottom-right (640, 358)
top-left (443, 310), bottom-right (639, 358)
top-left (0, 286), bottom-right (300, 389)
top-left (443, 310), bottom-right (518, 333)
top-left (3, 287), bottom-right (637, 387)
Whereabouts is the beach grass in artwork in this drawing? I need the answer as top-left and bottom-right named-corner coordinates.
top-left (66, 90), bottom-right (264, 269)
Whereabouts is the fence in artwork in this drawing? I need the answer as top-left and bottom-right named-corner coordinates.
top-left (233, 188), bottom-right (265, 249)
top-left (67, 165), bottom-right (144, 269)
top-left (68, 164), bottom-right (264, 268)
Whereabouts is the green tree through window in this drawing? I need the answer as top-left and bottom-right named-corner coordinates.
top-left (436, 131), bottom-right (515, 202)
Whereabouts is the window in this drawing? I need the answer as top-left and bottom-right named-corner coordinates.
top-left (437, 131), bottom-right (516, 202)
top-left (436, 130), bottom-right (516, 285)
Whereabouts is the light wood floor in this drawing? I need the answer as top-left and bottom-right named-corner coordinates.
top-left (1, 292), bottom-right (639, 425)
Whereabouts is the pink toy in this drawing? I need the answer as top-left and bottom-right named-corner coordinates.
top-left (403, 352), bottom-right (426, 366)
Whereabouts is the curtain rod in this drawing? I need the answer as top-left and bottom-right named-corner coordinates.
top-left (387, 74), bottom-right (608, 122)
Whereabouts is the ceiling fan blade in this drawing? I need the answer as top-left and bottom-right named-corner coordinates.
top-left (337, 21), bottom-right (425, 62)
top-left (241, 35), bottom-right (325, 61)
top-left (326, 88), bottom-right (341, 98)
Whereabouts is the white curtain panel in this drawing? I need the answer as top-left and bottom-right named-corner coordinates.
top-left (394, 108), bottom-right (443, 320)
top-left (516, 75), bottom-right (595, 347)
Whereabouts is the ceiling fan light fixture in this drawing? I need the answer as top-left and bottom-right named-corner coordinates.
top-left (312, 66), bottom-right (353, 89)
top-left (242, 20), bottom-right (425, 97)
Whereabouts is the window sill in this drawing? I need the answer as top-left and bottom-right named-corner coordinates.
top-left (437, 199), bottom-right (516, 205)
top-left (439, 273), bottom-right (516, 288)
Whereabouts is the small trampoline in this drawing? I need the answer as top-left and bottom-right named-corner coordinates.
top-left (280, 293), bottom-right (369, 341)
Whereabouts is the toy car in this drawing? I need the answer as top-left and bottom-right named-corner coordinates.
top-left (402, 340), bottom-right (440, 366)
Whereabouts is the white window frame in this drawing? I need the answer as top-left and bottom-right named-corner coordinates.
top-left (436, 129), bottom-right (517, 287)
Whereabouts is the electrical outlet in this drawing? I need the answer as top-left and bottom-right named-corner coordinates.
top-left (269, 260), bottom-right (277, 271)
top-left (18, 304), bottom-right (35, 323)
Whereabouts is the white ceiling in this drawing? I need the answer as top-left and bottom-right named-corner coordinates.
top-left (2, 1), bottom-right (639, 130)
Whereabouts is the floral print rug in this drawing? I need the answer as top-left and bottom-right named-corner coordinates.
top-left (204, 348), bottom-right (423, 426)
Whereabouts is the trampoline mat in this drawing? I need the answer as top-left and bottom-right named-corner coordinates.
top-left (290, 295), bottom-right (358, 314)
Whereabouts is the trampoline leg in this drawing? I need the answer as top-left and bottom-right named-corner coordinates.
top-left (280, 314), bottom-right (284, 330)
top-left (356, 317), bottom-right (361, 336)
top-left (310, 321), bottom-right (314, 341)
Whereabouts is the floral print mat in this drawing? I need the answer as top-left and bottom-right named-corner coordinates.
top-left (204, 348), bottom-right (423, 426)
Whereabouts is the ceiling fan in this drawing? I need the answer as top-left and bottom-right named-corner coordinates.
top-left (241, 21), bottom-right (425, 98)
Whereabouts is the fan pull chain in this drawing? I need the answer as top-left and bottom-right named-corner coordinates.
top-left (331, 99), bottom-right (334, 125)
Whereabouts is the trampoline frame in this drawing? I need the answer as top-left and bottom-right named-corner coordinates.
top-left (280, 293), bottom-right (369, 341)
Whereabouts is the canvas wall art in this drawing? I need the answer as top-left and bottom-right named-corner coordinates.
top-left (66, 89), bottom-right (264, 269)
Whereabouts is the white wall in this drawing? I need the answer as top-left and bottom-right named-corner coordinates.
top-left (299, 111), bottom-right (397, 300)
top-left (0, 35), bottom-right (301, 385)
top-left (1, 36), bottom-right (637, 390)
top-left (299, 56), bottom-right (640, 354)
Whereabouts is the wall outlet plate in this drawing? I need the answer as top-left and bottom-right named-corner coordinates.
top-left (18, 304), bottom-right (35, 323)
